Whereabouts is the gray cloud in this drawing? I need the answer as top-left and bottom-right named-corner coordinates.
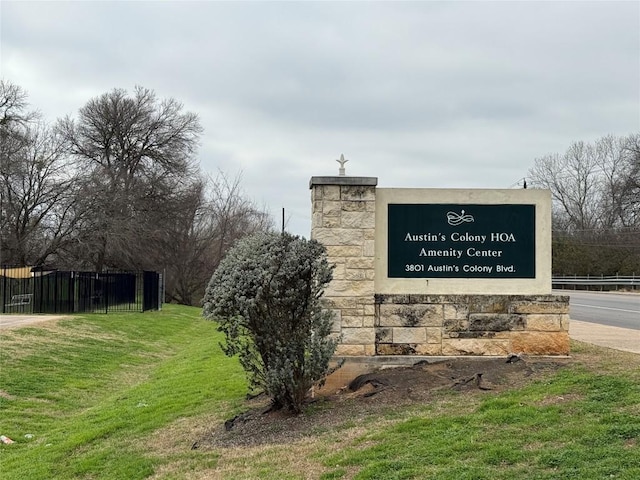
top-left (2, 0), bottom-right (638, 236)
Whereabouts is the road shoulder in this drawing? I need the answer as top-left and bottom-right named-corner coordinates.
top-left (570, 319), bottom-right (640, 354)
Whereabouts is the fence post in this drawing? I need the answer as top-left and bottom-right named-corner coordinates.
top-left (1, 267), bottom-right (4, 313)
top-left (1, 270), bottom-right (5, 314)
top-left (105, 273), bottom-right (109, 314)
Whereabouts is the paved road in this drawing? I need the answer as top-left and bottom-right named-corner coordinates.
top-left (555, 290), bottom-right (640, 330)
top-left (552, 290), bottom-right (640, 354)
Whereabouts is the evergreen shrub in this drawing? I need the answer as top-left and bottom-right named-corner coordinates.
top-left (203, 232), bottom-right (337, 412)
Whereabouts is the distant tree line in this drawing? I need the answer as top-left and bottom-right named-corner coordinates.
top-left (528, 133), bottom-right (640, 275)
top-left (0, 80), bottom-right (272, 305)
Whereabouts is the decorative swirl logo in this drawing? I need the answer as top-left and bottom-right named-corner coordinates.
top-left (447, 209), bottom-right (474, 226)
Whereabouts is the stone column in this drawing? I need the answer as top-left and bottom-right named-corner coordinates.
top-left (309, 176), bottom-right (378, 356)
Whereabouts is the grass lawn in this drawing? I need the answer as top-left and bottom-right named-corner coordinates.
top-left (1, 305), bottom-right (639, 479)
top-left (0, 305), bottom-right (246, 479)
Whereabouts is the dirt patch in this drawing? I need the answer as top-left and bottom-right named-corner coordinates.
top-left (0, 390), bottom-right (16, 400)
top-left (0, 315), bottom-right (68, 330)
top-left (195, 355), bottom-right (570, 449)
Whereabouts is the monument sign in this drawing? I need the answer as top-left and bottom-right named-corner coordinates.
top-left (388, 203), bottom-right (535, 278)
top-left (310, 165), bottom-right (569, 358)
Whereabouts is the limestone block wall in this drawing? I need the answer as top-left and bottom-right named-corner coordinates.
top-left (310, 174), bottom-right (570, 358)
top-left (375, 294), bottom-right (570, 356)
top-left (310, 177), bottom-right (378, 356)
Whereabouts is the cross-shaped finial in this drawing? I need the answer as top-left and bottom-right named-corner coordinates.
top-left (336, 154), bottom-right (348, 176)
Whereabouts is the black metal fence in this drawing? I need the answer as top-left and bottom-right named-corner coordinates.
top-left (0, 269), bottom-right (162, 314)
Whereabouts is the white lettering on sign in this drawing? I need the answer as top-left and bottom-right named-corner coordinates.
top-left (463, 265), bottom-right (494, 273)
top-left (419, 248), bottom-right (464, 259)
top-left (451, 232), bottom-right (487, 243)
top-left (466, 248), bottom-right (503, 257)
top-left (491, 233), bottom-right (517, 242)
top-left (387, 203), bottom-right (535, 278)
top-left (427, 264), bottom-right (459, 273)
top-left (404, 232), bottom-right (446, 242)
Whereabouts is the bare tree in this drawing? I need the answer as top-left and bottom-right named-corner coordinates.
top-left (0, 80), bottom-right (36, 129)
top-left (2, 83), bottom-right (273, 298)
top-left (529, 133), bottom-right (640, 275)
top-left (0, 81), bottom-right (33, 189)
top-left (162, 171), bottom-right (273, 305)
top-left (618, 134), bottom-right (640, 227)
top-left (58, 86), bottom-right (203, 271)
top-left (529, 141), bottom-right (601, 232)
top-left (0, 81), bottom-right (79, 267)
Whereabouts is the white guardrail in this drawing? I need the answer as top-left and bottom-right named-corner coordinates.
top-left (552, 274), bottom-right (640, 290)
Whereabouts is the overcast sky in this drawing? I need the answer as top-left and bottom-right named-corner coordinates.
top-left (2, 1), bottom-right (639, 237)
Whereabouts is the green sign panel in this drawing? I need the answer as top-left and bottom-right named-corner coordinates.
top-left (388, 204), bottom-right (535, 278)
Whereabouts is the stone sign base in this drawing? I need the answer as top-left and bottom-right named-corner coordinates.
top-left (374, 294), bottom-right (569, 356)
top-left (311, 174), bottom-right (570, 359)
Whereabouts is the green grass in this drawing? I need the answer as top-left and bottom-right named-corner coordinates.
top-left (206, 345), bottom-right (640, 480)
top-left (1, 309), bottom-right (640, 479)
top-left (319, 368), bottom-right (640, 480)
top-left (0, 305), bottom-right (247, 479)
